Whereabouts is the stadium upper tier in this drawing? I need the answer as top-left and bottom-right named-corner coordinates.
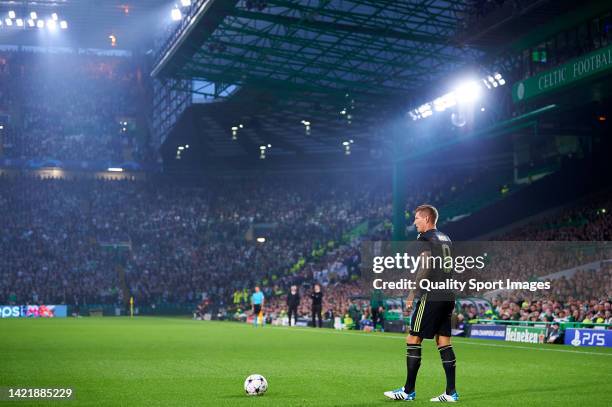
top-left (0, 51), bottom-right (153, 167)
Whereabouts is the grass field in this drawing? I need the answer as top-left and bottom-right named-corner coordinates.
top-left (1, 317), bottom-right (611, 406)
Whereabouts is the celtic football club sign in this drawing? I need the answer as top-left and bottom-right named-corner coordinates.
top-left (513, 44), bottom-right (612, 103)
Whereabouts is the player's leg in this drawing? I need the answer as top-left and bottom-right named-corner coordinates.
top-left (384, 298), bottom-right (428, 401)
top-left (288, 307), bottom-right (293, 326)
top-left (436, 335), bottom-right (456, 394)
top-left (430, 301), bottom-right (458, 402)
top-left (404, 334), bottom-right (423, 393)
top-left (383, 333), bottom-right (421, 401)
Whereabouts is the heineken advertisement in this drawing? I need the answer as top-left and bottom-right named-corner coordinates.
top-left (505, 326), bottom-right (546, 344)
top-left (513, 44), bottom-right (612, 103)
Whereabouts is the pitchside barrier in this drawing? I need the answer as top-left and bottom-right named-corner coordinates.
top-left (0, 305), bottom-right (67, 318)
top-left (468, 319), bottom-right (612, 347)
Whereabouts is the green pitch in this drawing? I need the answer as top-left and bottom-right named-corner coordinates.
top-left (1, 317), bottom-right (611, 406)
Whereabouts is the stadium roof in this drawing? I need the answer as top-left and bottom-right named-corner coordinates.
top-left (154, 0), bottom-right (483, 96)
top-left (155, 0), bottom-right (493, 160)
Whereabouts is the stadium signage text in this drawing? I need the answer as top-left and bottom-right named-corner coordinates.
top-left (0, 305), bottom-right (67, 318)
top-left (505, 326), bottom-right (545, 344)
top-left (513, 44), bottom-right (612, 103)
top-left (564, 328), bottom-right (612, 348)
top-left (469, 324), bottom-right (506, 340)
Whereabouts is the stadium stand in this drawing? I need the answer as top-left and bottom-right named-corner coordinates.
top-left (0, 50), bottom-right (153, 164)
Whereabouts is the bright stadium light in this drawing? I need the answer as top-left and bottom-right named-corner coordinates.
top-left (47, 19), bottom-right (56, 30)
top-left (16, 18), bottom-right (23, 27)
top-left (181, 0), bottom-right (192, 6)
top-left (171, 7), bottom-right (182, 21)
top-left (256, 237), bottom-right (266, 243)
top-left (107, 167), bottom-right (124, 172)
top-left (51, 13), bottom-right (58, 21)
top-left (454, 81), bottom-right (481, 103)
top-left (30, 11), bottom-right (37, 20)
top-left (433, 92), bottom-right (456, 112)
top-left (5, 19), bottom-right (12, 26)
top-left (8, 11), bottom-right (15, 19)
top-left (60, 20), bottom-right (68, 29)
top-left (417, 103), bottom-right (433, 118)
top-left (37, 19), bottom-right (44, 28)
top-left (408, 71), bottom-right (505, 121)
top-left (27, 19), bottom-right (35, 27)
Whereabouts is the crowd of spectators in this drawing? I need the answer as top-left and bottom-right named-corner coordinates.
top-left (498, 192), bottom-right (612, 241)
top-left (0, 172), bottom-right (610, 330)
top-left (0, 174), bottom-right (390, 308)
top-left (0, 50), bottom-right (152, 163)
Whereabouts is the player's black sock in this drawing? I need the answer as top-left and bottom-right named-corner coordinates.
top-left (438, 345), bottom-right (456, 394)
top-left (404, 344), bottom-right (421, 393)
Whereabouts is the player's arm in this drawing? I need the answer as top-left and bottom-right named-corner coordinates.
top-left (406, 250), bottom-right (431, 308)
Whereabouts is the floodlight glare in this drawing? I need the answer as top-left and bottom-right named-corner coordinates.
top-left (181, 0), bottom-right (192, 6)
top-left (60, 20), bottom-right (68, 29)
top-left (454, 81), bottom-right (481, 103)
top-left (52, 13), bottom-right (58, 21)
top-left (27, 19), bottom-right (35, 27)
top-left (8, 11), bottom-right (15, 19)
top-left (5, 19), bottom-right (13, 26)
top-left (16, 18), bottom-right (23, 27)
top-left (30, 12), bottom-right (37, 20)
top-left (37, 19), bottom-right (44, 28)
top-left (171, 7), bottom-right (182, 21)
top-left (47, 20), bottom-right (57, 30)
top-left (433, 92), bottom-right (456, 112)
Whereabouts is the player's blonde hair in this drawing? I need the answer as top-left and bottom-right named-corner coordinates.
top-left (415, 204), bottom-right (438, 225)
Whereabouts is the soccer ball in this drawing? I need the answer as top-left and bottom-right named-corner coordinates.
top-left (244, 374), bottom-right (268, 396)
